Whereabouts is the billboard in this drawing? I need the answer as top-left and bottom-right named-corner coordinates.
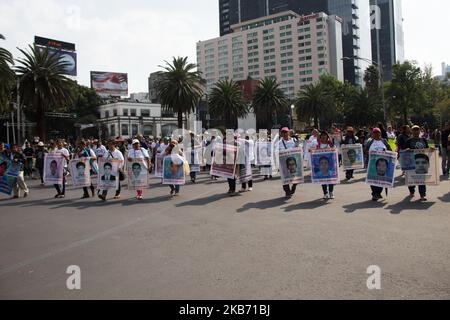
top-left (34, 36), bottom-right (77, 76)
top-left (35, 36), bottom-right (76, 51)
top-left (91, 71), bottom-right (128, 97)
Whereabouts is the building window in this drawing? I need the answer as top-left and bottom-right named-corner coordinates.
top-left (132, 124), bottom-right (139, 136)
top-left (130, 109), bottom-right (137, 117)
top-left (104, 111), bottom-right (110, 118)
top-left (110, 124), bottom-right (116, 137)
top-left (113, 109), bottom-right (118, 117)
top-left (143, 125), bottom-right (153, 136)
top-left (123, 109), bottom-right (129, 116)
top-left (141, 109), bottom-right (150, 117)
top-left (121, 124), bottom-right (129, 136)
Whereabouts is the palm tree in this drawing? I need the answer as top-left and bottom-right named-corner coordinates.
top-left (345, 88), bottom-right (383, 127)
top-left (0, 35), bottom-right (15, 112)
top-left (208, 79), bottom-right (249, 129)
top-left (15, 45), bottom-right (74, 140)
top-left (156, 57), bottom-right (205, 129)
top-left (295, 82), bottom-right (332, 129)
top-left (252, 77), bottom-right (288, 130)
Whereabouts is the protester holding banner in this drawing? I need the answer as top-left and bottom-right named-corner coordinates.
top-left (341, 127), bottom-right (359, 180)
top-left (51, 139), bottom-right (70, 198)
top-left (365, 128), bottom-right (393, 201)
top-left (163, 140), bottom-right (186, 196)
top-left (10, 144), bottom-right (29, 198)
top-left (279, 127), bottom-right (298, 199)
top-left (238, 135), bottom-right (254, 193)
top-left (99, 140), bottom-right (125, 201)
top-left (127, 139), bottom-right (150, 200)
top-left (187, 132), bottom-right (201, 184)
top-left (73, 140), bottom-right (97, 199)
top-left (315, 132), bottom-right (336, 200)
top-left (404, 125), bottom-right (433, 201)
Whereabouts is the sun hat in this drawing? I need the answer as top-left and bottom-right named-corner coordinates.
top-left (411, 125), bottom-right (420, 130)
top-left (281, 127), bottom-right (290, 133)
top-left (132, 139), bottom-right (140, 145)
top-left (38, 142), bottom-right (44, 147)
top-left (372, 128), bottom-right (381, 133)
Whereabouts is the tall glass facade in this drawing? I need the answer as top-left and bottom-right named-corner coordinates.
top-left (370, 0), bottom-right (404, 81)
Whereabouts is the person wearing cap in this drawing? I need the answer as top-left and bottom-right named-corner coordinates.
top-left (128, 139), bottom-right (150, 200)
top-left (404, 125), bottom-right (433, 201)
top-left (341, 126), bottom-right (359, 180)
top-left (365, 128), bottom-right (392, 201)
top-left (35, 142), bottom-right (48, 185)
top-left (279, 127), bottom-right (299, 199)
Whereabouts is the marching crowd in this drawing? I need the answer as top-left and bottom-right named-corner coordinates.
top-left (1, 121), bottom-right (449, 204)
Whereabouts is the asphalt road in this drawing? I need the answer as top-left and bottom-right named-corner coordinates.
top-left (0, 169), bottom-right (449, 300)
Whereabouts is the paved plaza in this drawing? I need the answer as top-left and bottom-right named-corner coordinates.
top-left (0, 169), bottom-right (449, 300)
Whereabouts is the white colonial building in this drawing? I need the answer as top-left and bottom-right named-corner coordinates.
top-left (97, 101), bottom-right (184, 139)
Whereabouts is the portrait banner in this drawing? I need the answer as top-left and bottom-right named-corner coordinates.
top-left (310, 149), bottom-right (340, 185)
top-left (154, 153), bottom-right (164, 178)
top-left (279, 148), bottom-right (304, 185)
top-left (341, 144), bottom-right (364, 170)
top-left (43, 153), bottom-right (65, 185)
top-left (405, 149), bottom-right (439, 186)
top-left (366, 151), bottom-right (397, 188)
top-left (69, 158), bottom-right (92, 188)
top-left (97, 159), bottom-right (120, 190)
top-left (399, 150), bottom-right (415, 171)
top-left (128, 158), bottom-right (149, 190)
top-left (256, 142), bottom-right (272, 166)
top-left (163, 154), bottom-right (186, 185)
top-left (210, 143), bottom-right (237, 179)
top-left (0, 159), bottom-right (21, 196)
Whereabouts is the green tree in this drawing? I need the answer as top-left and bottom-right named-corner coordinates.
top-left (208, 79), bottom-right (249, 129)
top-left (156, 56), bottom-right (204, 129)
top-left (0, 35), bottom-right (15, 112)
top-left (295, 81), bottom-right (333, 129)
top-left (386, 61), bottom-right (423, 124)
top-left (364, 65), bottom-right (381, 97)
top-left (345, 88), bottom-right (383, 127)
top-left (15, 45), bottom-right (74, 140)
top-left (252, 77), bottom-right (288, 130)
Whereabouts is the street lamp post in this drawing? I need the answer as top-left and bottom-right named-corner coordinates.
top-left (290, 104), bottom-right (295, 130)
top-left (342, 56), bottom-right (387, 127)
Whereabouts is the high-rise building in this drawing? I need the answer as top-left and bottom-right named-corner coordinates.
top-left (198, 11), bottom-right (344, 99)
top-left (370, 0), bottom-right (405, 81)
top-left (219, 0), bottom-right (406, 85)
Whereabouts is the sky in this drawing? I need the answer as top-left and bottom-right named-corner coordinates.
top-left (1, 0), bottom-right (449, 94)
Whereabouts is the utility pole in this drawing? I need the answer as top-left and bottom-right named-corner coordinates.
top-left (16, 81), bottom-right (21, 145)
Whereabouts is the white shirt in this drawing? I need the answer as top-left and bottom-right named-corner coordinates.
top-left (105, 149), bottom-right (125, 168)
top-left (279, 138), bottom-right (296, 150)
top-left (95, 145), bottom-right (107, 157)
top-left (129, 148), bottom-right (150, 159)
top-left (56, 148), bottom-right (70, 168)
top-left (369, 140), bottom-right (387, 152)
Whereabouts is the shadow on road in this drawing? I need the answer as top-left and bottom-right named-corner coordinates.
top-left (438, 192), bottom-right (450, 203)
top-left (342, 200), bottom-right (386, 213)
top-left (385, 196), bottom-right (436, 215)
top-left (176, 193), bottom-right (232, 207)
top-left (284, 199), bottom-right (331, 213)
top-left (236, 197), bottom-right (287, 214)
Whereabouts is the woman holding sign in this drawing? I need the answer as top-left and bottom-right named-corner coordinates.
top-left (279, 127), bottom-right (298, 199)
top-left (163, 140), bottom-right (186, 197)
top-left (128, 139), bottom-right (151, 200)
top-left (316, 131), bottom-right (336, 200)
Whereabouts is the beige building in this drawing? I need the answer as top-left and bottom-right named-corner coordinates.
top-left (197, 10), bottom-right (344, 100)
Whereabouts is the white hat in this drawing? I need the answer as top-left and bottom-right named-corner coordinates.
top-left (132, 139), bottom-right (140, 145)
top-left (38, 142), bottom-right (44, 147)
